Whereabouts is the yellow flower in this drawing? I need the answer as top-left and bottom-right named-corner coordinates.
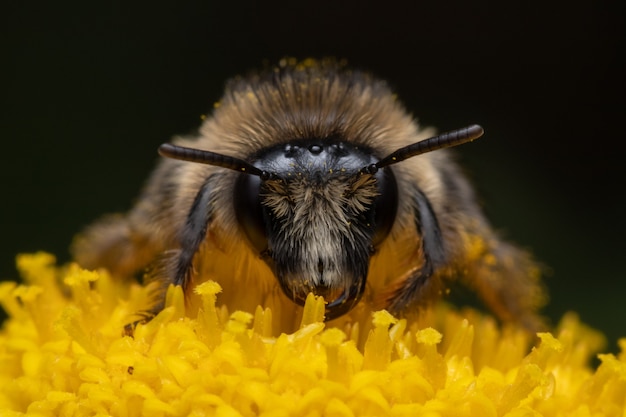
top-left (1, 252), bottom-right (624, 416)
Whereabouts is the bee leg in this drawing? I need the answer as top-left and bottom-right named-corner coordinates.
top-left (458, 235), bottom-right (547, 331)
top-left (386, 188), bottom-right (448, 312)
top-left (136, 177), bottom-right (216, 327)
top-left (122, 309), bottom-right (165, 337)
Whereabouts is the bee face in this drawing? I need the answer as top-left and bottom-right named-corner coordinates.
top-left (233, 140), bottom-right (398, 319)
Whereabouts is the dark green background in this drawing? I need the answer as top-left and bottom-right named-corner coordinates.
top-left (2, 2), bottom-right (624, 350)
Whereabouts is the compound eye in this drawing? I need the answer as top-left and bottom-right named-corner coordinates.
top-left (371, 167), bottom-right (398, 247)
top-left (234, 174), bottom-right (268, 254)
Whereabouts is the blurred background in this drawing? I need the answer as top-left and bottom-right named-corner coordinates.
top-left (2, 1), bottom-right (624, 350)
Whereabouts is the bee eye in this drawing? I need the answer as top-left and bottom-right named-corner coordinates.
top-left (234, 174), bottom-right (268, 254)
top-left (371, 167), bottom-right (398, 247)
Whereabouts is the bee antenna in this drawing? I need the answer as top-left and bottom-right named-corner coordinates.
top-left (158, 143), bottom-right (273, 179)
top-left (367, 124), bottom-right (484, 172)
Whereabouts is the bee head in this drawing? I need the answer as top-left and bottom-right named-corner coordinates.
top-left (158, 124), bottom-right (483, 320)
top-left (233, 140), bottom-right (398, 319)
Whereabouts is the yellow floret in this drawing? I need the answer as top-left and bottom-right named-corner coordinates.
top-left (0, 253), bottom-right (624, 416)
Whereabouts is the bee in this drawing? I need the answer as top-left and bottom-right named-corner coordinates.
top-left (72, 58), bottom-right (546, 332)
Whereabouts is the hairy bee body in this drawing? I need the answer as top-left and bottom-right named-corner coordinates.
top-left (73, 59), bottom-right (545, 332)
